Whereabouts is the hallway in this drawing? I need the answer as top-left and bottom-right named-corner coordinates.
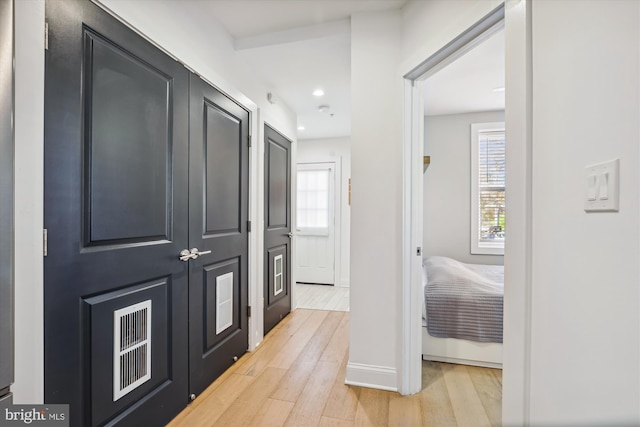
top-left (169, 309), bottom-right (501, 426)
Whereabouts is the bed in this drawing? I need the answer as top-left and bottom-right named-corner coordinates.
top-left (422, 256), bottom-right (503, 368)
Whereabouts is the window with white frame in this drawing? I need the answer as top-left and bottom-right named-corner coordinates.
top-left (471, 122), bottom-right (505, 255)
top-left (296, 166), bottom-right (332, 235)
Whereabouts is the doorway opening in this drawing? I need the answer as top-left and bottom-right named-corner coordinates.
top-left (400, 2), bottom-right (520, 408)
top-left (294, 137), bottom-right (351, 313)
top-left (419, 25), bottom-right (506, 424)
top-left (400, 0), bottom-right (538, 419)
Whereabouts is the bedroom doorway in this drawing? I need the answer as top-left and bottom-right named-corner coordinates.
top-left (401, 1), bottom-right (533, 422)
top-left (421, 23), bottom-right (505, 354)
top-left (418, 22), bottom-right (506, 423)
top-left (403, 0), bottom-right (516, 402)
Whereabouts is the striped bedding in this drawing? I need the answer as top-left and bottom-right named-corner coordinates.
top-left (423, 256), bottom-right (504, 343)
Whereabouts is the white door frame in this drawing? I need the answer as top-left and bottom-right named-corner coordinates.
top-left (400, 2), bottom-right (533, 424)
top-left (295, 161), bottom-right (339, 286)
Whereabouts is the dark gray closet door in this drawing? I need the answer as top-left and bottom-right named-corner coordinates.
top-left (44, 1), bottom-right (189, 425)
top-left (188, 74), bottom-right (249, 398)
top-left (263, 125), bottom-right (292, 334)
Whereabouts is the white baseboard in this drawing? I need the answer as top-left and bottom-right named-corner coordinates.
top-left (422, 354), bottom-right (502, 369)
top-left (345, 362), bottom-right (397, 392)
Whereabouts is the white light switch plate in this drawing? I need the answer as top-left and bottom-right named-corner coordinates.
top-left (584, 159), bottom-right (619, 212)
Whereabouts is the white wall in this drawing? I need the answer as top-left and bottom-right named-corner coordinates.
top-left (13, 0), bottom-right (44, 404)
top-left (347, 10), bottom-right (402, 390)
top-left (12, 0), bottom-right (297, 402)
top-left (347, 0), bottom-right (503, 392)
top-left (400, 0), bottom-right (503, 75)
top-left (424, 111), bottom-right (505, 266)
top-left (528, 1), bottom-right (639, 424)
top-left (353, 1), bottom-right (639, 425)
top-left (297, 137), bottom-right (351, 287)
top-left (404, 1), bottom-right (640, 424)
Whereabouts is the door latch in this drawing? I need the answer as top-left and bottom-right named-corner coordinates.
top-left (179, 248), bottom-right (212, 261)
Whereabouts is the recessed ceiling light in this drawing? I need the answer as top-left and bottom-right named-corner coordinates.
top-left (313, 89), bottom-right (325, 97)
top-left (318, 105), bottom-right (329, 113)
top-left (493, 87), bottom-right (505, 93)
top-left (297, 125), bottom-right (305, 131)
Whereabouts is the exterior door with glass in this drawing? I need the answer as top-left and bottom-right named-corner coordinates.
top-left (295, 163), bottom-right (335, 285)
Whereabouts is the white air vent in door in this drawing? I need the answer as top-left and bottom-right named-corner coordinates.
top-left (274, 254), bottom-right (283, 296)
top-left (216, 272), bottom-right (234, 335)
top-left (113, 300), bottom-right (152, 401)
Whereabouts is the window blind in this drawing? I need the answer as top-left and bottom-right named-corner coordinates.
top-left (477, 130), bottom-right (505, 243)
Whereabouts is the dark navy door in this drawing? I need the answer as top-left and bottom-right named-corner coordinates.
top-left (44, 1), bottom-right (189, 425)
top-left (263, 125), bottom-right (292, 334)
top-left (188, 75), bottom-right (250, 398)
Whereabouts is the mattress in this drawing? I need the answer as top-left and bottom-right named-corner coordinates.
top-left (423, 256), bottom-right (504, 343)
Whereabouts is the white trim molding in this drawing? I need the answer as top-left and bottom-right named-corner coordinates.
top-left (345, 362), bottom-right (398, 392)
top-left (398, 78), bottom-right (424, 396)
top-left (13, 0), bottom-right (45, 404)
top-left (502, 0), bottom-right (533, 425)
top-left (248, 111), bottom-right (263, 351)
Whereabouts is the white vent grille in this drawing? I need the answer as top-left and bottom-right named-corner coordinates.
top-left (216, 272), bottom-right (234, 335)
top-left (113, 300), bottom-right (152, 401)
top-left (274, 254), bottom-right (283, 296)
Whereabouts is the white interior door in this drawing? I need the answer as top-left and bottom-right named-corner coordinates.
top-left (295, 162), bottom-right (335, 285)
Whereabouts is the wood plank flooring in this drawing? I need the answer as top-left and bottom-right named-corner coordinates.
top-left (295, 283), bottom-right (350, 311)
top-left (168, 309), bottom-right (501, 427)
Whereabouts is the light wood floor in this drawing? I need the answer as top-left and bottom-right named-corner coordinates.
top-left (295, 283), bottom-right (350, 311)
top-left (168, 309), bottom-right (501, 427)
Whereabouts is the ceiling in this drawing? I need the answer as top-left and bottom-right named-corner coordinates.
top-left (205, 0), bottom-right (405, 140)
top-left (423, 28), bottom-right (505, 116)
top-left (205, 0), bottom-right (504, 140)
top-left (204, 0), bottom-right (408, 39)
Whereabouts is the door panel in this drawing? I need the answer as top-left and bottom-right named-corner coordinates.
top-left (83, 278), bottom-right (172, 426)
top-left (295, 163), bottom-right (336, 285)
top-left (204, 102), bottom-right (242, 233)
top-left (264, 125), bottom-right (292, 334)
top-left (45, 1), bottom-right (188, 425)
top-left (296, 236), bottom-right (335, 284)
top-left (188, 75), bottom-right (249, 397)
top-left (267, 142), bottom-right (289, 228)
top-left (267, 245), bottom-right (288, 305)
top-left (84, 29), bottom-right (172, 245)
top-left (86, 30), bottom-right (172, 244)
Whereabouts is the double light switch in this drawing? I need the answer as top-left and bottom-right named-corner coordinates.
top-left (584, 159), bottom-right (619, 212)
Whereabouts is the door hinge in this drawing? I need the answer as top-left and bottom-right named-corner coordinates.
top-left (44, 22), bottom-right (49, 51)
top-left (43, 229), bottom-right (48, 257)
top-left (248, 134), bottom-right (252, 147)
top-left (247, 306), bottom-right (252, 317)
top-left (247, 220), bottom-right (251, 232)
top-left (416, 246), bottom-right (422, 256)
